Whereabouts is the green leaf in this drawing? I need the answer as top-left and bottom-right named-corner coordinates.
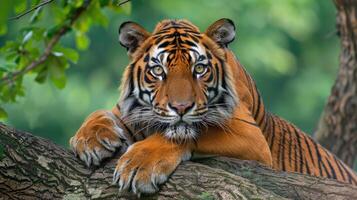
top-left (30, 7), bottom-right (43, 23)
top-left (22, 31), bottom-right (33, 44)
top-left (0, 107), bottom-right (8, 119)
top-left (68, 0), bottom-right (84, 8)
top-left (51, 4), bottom-right (68, 23)
top-left (0, 57), bottom-right (10, 72)
top-left (74, 16), bottom-right (91, 33)
top-left (0, 77), bottom-right (24, 103)
top-left (31, 28), bottom-right (46, 41)
top-left (48, 55), bottom-right (68, 89)
top-left (75, 32), bottom-right (90, 50)
top-left (34, 65), bottom-right (48, 83)
top-left (14, 0), bottom-right (27, 14)
top-left (53, 52), bottom-right (64, 57)
top-left (54, 46), bottom-right (79, 63)
top-left (0, 56), bottom-right (16, 72)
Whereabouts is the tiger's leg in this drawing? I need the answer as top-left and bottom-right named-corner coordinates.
top-left (194, 105), bottom-right (273, 167)
top-left (113, 133), bottom-right (191, 194)
top-left (70, 106), bottom-right (133, 167)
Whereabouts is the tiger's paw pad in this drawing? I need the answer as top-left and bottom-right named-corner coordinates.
top-left (112, 145), bottom-right (179, 194)
top-left (70, 111), bottom-right (129, 167)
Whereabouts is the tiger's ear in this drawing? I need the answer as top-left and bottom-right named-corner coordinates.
top-left (118, 21), bottom-right (151, 56)
top-left (205, 18), bottom-right (236, 47)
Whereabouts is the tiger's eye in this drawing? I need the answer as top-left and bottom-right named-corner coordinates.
top-left (152, 66), bottom-right (164, 76)
top-left (194, 64), bottom-right (206, 75)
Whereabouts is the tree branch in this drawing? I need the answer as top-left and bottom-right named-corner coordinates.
top-left (0, 0), bottom-right (91, 84)
top-left (315, 0), bottom-right (357, 168)
top-left (0, 123), bottom-right (356, 199)
top-left (8, 0), bottom-right (55, 21)
top-left (117, 0), bottom-right (131, 6)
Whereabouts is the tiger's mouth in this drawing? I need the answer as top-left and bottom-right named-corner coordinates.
top-left (162, 123), bottom-right (199, 141)
top-left (152, 109), bottom-right (207, 140)
top-left (151, 103), bottom-right (232, 141)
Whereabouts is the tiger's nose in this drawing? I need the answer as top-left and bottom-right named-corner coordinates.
top-left (169, 101), bottom-right (194, 115)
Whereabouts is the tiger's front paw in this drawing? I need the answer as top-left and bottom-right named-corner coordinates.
top-left (113, 136), bottom-right (191, 194)
top-left (70, 110), bottom-right (131, 167)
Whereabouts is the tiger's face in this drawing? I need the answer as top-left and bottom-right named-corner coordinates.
top-left (118, 19), bottom-right (238, 141)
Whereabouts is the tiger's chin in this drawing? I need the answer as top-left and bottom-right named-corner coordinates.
top-left (163, 124), bottom-right (199, 142)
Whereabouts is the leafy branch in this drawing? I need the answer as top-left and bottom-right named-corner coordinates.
top-left (0, 0), bottom-right (132, 118)
top-left (1, 0), bottom-right (91, 84)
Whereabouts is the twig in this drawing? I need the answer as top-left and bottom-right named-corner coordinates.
top-left (117, 0), bottom-right (131, 6)
top-left (9, 0), bottom-right (55, 21)
top-left (1, 0), bottom-right (91, 84)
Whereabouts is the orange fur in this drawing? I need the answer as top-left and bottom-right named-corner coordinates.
top-left (113, 133), bottom-right (191, 193)
top-left (71, 19), bottom-right (357, 195)
top-left (195, 104), bottom-right (272, 166)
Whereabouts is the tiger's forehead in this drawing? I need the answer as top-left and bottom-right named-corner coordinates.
top-left (152, 19), bottom-right (201, 34)
top-left (147, 20), bottom-right (207, 67)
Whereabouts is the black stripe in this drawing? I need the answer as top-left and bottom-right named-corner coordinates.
top-left (115, 103), bottom-right (121, 113)
top-left (323, 152), bottom-right (337, 179)
top-left (235, 118), bottom-right (259, 128)
top-left (304, 157), bottom-right (311, 175)
top-left (321, 159), bottom-right (332, 179)
top-left (280, 119), bottom-right (286, 171)
top-left (183, 40), bottom-right (197, 47)
top-left (261, 117), bottom-right (268, 133)
top-left (292, 126), bottom-right (304, 173)
top-left (269, 116), bottom-right (275, 151)
top-left (276, 119), bottom-right (282, 169)
top-left (206, 72), bottom-right (214, 82)
top-left (136, 67), bottom-right (142, 83)
top-left (158, 41), bottom-right (171, 48)
top-left (257, 107), bottom-right (266, 126)
top-left (338, 159), bottom-right (357, 184)
top-left (287, 126), bottom-right (292, 170)
top-left (144, 73), bottom-right (154, 84)
top-left (333, 155), bottom-right (346, 181)
top-left (206, 51), bottom-right (212, 59)
top-left (253, 92), bottom-right (262, 119)
top-left (151, 90), bottom-right (158, 103)
top-left (143, 54), bottom-right (150, 62)
top-left (302, 134), bottom-right (316, 175)
top-left (312, 140), bottom-right (330, 178)
top-left (293, 128), bottom-right (298, 172)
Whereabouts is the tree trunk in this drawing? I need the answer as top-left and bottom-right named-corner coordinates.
top-left (0, 123), bottom-right (356, 200)
top-left (315, 0), bottom-right (357, 168)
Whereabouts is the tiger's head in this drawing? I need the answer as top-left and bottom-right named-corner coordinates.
top-left (118, 19), bottom-right (238, 141)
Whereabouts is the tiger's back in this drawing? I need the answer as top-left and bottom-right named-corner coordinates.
top-left (230, 51), bottom-right (357, 184)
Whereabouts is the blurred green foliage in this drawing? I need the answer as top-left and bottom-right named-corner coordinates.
top-left (0, 0), bottom-right (339, 147)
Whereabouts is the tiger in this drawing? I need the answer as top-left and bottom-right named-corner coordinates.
top-left (70, 18), bottom-right (357, 194)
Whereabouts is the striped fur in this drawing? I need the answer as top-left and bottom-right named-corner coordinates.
top-left (71, 19), bottom-right (357, 191)
top-left (118, 19), bottom-right (357, 184)
top-left (239, 63), bottom-right (357, 184)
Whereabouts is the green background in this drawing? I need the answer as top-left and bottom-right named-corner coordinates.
top-left (1, 0), bottom-right (339, 147)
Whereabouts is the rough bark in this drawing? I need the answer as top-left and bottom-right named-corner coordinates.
top-left (315, 0), bottom-right (357, 168)
top-left (0, 123), bottom-right (356, 200)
